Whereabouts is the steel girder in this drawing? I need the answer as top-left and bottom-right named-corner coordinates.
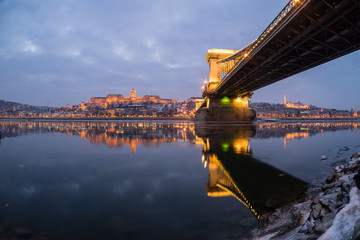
top-left (212, 0), bottom-right (360, 98)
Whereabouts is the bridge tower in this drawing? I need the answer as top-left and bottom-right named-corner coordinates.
top-left (206, 49), bottom-right (237, 90)
top-left (195, 49), bottom-right (256, 123)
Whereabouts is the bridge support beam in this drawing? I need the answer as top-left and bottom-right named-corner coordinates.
top-left (195, 95), bottom-right (256, 123)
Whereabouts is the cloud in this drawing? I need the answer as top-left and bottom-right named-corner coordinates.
top-left (113, 45), bottom-right (134, 61)
top-left (57, 25), bottom-right (73, 37)
top-left (65, 49), bottom-right (81, 57)
top-left (0, 0), bottom-right (358, 108)
top-left (21, 40), bottom-right (41, 54)
top-left (144, 38), bottom-right (155, 48)
top-left (165, 63), bottom-right (184, 69)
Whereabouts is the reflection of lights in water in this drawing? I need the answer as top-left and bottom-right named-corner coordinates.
top-left (283, 132), bottom-right (309, 148)
top-left (221, 142), bottom-right (230, 152)
top-left (204, 153), bottom-right (262, 219)
top-left (1, 120), bottom-right (358, 156)
top-left (285, 132), bottom-right (309, 139)
top-left (233, 139), bottom-right (249, 154)
top-left (0, 121), bottom-right (197, 153)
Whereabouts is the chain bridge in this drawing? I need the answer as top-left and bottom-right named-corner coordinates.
top-left (196, 0), bottom-right (360, 122)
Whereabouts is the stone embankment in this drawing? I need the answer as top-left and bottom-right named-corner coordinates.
top-left (251, 152), bottom-right (360, 240)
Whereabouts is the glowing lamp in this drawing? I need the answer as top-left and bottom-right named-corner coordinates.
top-left (221, 97), bottom-right (231, 105)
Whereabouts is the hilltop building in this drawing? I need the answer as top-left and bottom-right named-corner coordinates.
top-left (284, 94), bottom-right (309, 109)
top-left (89, 89), bottom-right (177, 108)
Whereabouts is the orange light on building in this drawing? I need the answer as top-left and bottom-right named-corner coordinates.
top-left (354, 104), bottom-right (358, 118)
top-left (284, 102), bottom-right (309, 109)
top-left (283, 94), bottom-right (309, 109)
top-left (236, 97), bottom-right (243, 103)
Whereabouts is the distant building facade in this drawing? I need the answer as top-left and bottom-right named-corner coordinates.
top-left (284, 94), bottom-right (309, 109)
top-left (89, 89), bottom-right (177, 108)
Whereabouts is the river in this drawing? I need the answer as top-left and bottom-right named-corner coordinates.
top-left (0, 120), bottom-right (358, 239)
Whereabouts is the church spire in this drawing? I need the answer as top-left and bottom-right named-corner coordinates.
top-left (355, 104), bottom-right (358, 117)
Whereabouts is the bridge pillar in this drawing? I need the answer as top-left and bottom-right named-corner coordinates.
top-left (196, 49), bottom-right (255, 123)
top-left (206, 49), bottom-right (237, 90)
top-left (195, 95), bottom-right (256, 123)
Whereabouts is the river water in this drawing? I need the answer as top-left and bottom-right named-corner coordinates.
top-left (0, 120), bottom-right (358, 239)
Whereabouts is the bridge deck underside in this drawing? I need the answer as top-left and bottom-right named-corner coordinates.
top-left (217, 0), bottom-right (360, 98)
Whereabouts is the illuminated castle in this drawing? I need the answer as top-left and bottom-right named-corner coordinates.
top-left (90, 88), bottom-right (176, 107)
top-left (283, 94), bottom-right (309, 109)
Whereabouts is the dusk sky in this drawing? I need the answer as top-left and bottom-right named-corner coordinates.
top-left (0, 0), bottom-right (359, 109)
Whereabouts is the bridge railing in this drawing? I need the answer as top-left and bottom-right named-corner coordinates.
top-left (217, 41), bottom-right (255, 64)
top-left (218, 0), bottom-right (300, 82)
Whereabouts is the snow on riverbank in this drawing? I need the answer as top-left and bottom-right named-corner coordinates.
top-left (250, 152), bottom-right (360, 240)
top-left (318, 186), bottom-right (360, 239)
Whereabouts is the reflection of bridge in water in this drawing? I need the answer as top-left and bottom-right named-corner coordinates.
top-left (0, 121), bottom-right (357, 150)
top-left (196, 126), bottom-right (308, 219)
top-left (196, 0), bottom-right (360, 122)
top-left (0, 120), bottom-right (358, 217)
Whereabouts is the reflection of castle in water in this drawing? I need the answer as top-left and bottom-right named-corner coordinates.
top-left (0, 120), bottom-right (358, 217)
top-left (0, 120), bottom-right (358, 153)
top-left (0, 121), bottom-right (198, 152)
top-left (256, 122), bottom-right (358, 138)
top-left (256, 122), bottom-right (358, 148)
top-left (196, 126), bottom-right (308, 220)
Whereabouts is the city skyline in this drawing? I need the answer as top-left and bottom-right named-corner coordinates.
top-left (0, 0), bottom-right (359, 109)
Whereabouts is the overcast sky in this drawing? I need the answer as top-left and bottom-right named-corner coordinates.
top-left (0, 0), bottom-right (359, 109)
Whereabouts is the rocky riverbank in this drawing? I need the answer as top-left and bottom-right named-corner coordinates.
top-left (250, 152), bottom-right (360, 240)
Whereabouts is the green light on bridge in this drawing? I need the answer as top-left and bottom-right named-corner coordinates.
top-left (221, 97), bottom-right (231, 105)
top-left (221, 142), bottom-right (230, 152)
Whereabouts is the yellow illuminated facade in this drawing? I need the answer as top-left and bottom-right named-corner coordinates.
top-left (89, 89), bottom-right (177, 108)
top-left (205, 49), bottom-right (238, 90)
top-left (354, 105), bottom-right (358, 118)
top-left (284, 94), bottom-right (309, 109)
